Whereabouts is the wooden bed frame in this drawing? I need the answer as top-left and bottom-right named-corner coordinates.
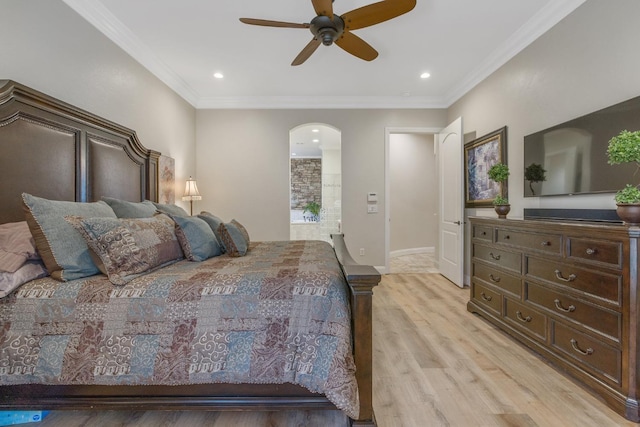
top-left (0, 80), bottom-right (381, 426)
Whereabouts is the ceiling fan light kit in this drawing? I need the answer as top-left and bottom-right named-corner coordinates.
top-left (240, 0), bottom-right (417, 65)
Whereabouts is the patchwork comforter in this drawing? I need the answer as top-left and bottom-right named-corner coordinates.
top-left (0, 240), bottom-right (358, 418)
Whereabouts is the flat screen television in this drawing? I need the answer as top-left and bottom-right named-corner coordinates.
top-left (524, 95), bottom-right (640, 197)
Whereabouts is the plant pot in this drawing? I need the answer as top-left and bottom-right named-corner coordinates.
top-left (494, 204), bottom-right (511, 219)
top-left (616, 203), bottom-right (640, 226)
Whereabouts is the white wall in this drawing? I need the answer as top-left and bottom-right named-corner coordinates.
top-left (196, 109), bottom-right (447, 266)
top-left (448, 0), bottom-right (640, 281)
top-left (2, 0), bottom-right (196, 207)
top-left (390, 133), bottom-right (437, 253)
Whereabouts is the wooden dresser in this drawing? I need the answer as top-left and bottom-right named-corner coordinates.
top-left (468, 217), bottom-right (640, 422)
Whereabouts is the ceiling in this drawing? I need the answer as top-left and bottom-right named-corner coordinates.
top-left (62, 0), bottom-right (585, 109)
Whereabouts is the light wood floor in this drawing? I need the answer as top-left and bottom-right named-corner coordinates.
top-left (35, 273), bottom-right (636, 426)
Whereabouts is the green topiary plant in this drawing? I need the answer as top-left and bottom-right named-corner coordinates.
top-left (607, 130), bottom-right (640, 204)
top-left (524, 163), bottom-right (546, 196)
top-left (614, 184), bottom-right (640, 204)
top-left (487, 163), bottom-right (510, 205)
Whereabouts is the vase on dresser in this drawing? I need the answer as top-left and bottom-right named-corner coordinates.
top-left (493, 204), bottom-right (510, 219)
top-left (616, 203), bottom-right (640, 225)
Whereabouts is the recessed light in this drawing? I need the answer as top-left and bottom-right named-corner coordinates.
top-left (312, 129), bottom-right (319, 133)
top-left (312, 139), bottom-right (319, 143)
top-left (213, 72), bottom-right (224, 79)
top-left (420, 72), bottom-right (431, 79)
top-left (292, 153), bottom-right (297, 156)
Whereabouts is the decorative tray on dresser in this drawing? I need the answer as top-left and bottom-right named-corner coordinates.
top-left (467, 216), bottom-right (640, 422)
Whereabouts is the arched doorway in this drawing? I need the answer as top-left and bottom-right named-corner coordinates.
top-left (289, 123), bottom-right (341, 242)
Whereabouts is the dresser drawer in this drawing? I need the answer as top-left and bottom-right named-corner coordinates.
top-left (496, 228), bottom-right (562, 255)
top-left (471, 282), bottom-right (502, 316)
top-left (473, 262), bottom-right (521, 297)
top-left (552, 321), bottom-right (621, 385)
top-left (525, 257), bottom-right (622, 306)
top-left (473, 244), bottom-right (521, 274)
top-left (473, 224), bottom-right (493, 242)
top-left (567, 237), bottom-right (622, 269)
top-left (504, 298), bottom-right (547, 341)
top-left (526, 282), bottom-right (621, 342)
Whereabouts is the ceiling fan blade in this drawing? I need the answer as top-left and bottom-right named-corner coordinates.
top-left (335, 31), bottom-right (378, 61)
top-left (239, 18), bottom-right (310, 29)
top-left (292, 38), bottom-right (322, 66)
top-left (311, 0), bottom-right (333, 19)
top-left (341, 0), bottom-right (416, 30)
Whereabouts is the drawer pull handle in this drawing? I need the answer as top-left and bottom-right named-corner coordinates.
top-left (516, 311), bottom-right (532, 323)
top-left (489, 252), bottom-right (501, 261)
top-left (503, 235), bottom-right (510, 240)
top-left (554, 270), bottom-right (576, 282)
top-left (482, 231), bottom-right (487, 236)
top-left (570, 339), bottom-right (594, 356)
top-left (554, 299), bottom-right (576, 313)
top-left (541, 241), bottom-right (550, 246)
top-left (480, 292), bottom-right (492, 302)
top-left (586, 248), bottom-right (596, 255)
top-left (489, 274), bottom-right (501, 283)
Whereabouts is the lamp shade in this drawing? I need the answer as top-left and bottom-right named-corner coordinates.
top-left (182, 177), bottom-right (202, 201)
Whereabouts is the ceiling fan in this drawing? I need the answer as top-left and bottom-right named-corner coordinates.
top-left (239, 0), bottom-right (417, 66)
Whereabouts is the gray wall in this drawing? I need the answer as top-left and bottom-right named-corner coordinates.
top-left (2, 0), bottom-right (196, 208)
top-left (390, 133), bottom-right (437, 253)
top-left (450, 0), bottom-right (640, 216)
top-left (449, 0), bottom-right (640, 281)
top-left (196, 109), bottom-right (448, 266)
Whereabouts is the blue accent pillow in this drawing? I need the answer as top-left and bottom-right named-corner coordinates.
top-left (102, 197), bottom-right (157, 218)
top-left (22, 193), bottom-right (117, 281)
top-left (197, 212), bottom-right (226, 253)
top-left (153, 202), bottom-right (189, 217)
top-left (171, 215), bottom-right (222, 261)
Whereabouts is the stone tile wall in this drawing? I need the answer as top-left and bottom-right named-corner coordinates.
top-left (290, 158), bottom-right (321, 210)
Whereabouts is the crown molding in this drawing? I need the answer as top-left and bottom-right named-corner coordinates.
top-left (63, 0), bottom-right (585, 110)
top-left (443, 0), bottom-right (586, 107)
top-left (61, 0), bottom-right (199, 106)
top-left (195, 95), bottom-right (447, 109)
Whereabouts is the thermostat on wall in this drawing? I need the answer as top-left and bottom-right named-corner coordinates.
top-left (367, 192), bottom-right (378, 202)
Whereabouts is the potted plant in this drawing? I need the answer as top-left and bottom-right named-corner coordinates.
top-left (303, 201), bottom-right (321, 222)
top-left (607, 130), bottom-right (640, 225)
top-left (487, 163), bottom-right (510, 218)
top-left (524, 163), bottom-right (546, 196)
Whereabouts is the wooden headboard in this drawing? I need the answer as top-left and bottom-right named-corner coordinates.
top-left (0, 80), bottom-right (160, 224)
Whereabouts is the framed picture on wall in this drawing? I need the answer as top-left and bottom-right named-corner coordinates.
top-left (464, 126), bottom-right (507, 207)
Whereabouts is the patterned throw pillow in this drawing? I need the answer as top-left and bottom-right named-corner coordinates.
top-left (216, 221), bottom-right (250, 257)
top-left (66, 214), bottom-right (184, 285)
top-left (22, 193), bottom-right (117, 281)
top-left (171, 215), bottom-right (222, 261)
top-left (102, 197), bottom-right (157, 218)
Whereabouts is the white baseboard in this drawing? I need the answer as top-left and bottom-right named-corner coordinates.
top-left (390, 247), bottom-right (434, 258)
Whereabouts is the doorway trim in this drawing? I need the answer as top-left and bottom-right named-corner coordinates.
top-left (384, 127), bottom-right (443, 273)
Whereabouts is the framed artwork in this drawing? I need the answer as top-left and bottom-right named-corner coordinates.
top-left (158, 155), bottom-right (175, 204)
top-left (464, 126), bottom-right (507, 207)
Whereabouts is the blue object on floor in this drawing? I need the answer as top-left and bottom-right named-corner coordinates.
top-left (0, 411), bottom-right (49, 426)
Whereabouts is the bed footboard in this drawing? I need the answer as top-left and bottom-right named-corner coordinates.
top-left (331, 234), bottom-right (381, 427)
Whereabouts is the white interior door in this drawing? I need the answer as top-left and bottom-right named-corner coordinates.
top-left (437, 117), bottom-right (464, 287)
